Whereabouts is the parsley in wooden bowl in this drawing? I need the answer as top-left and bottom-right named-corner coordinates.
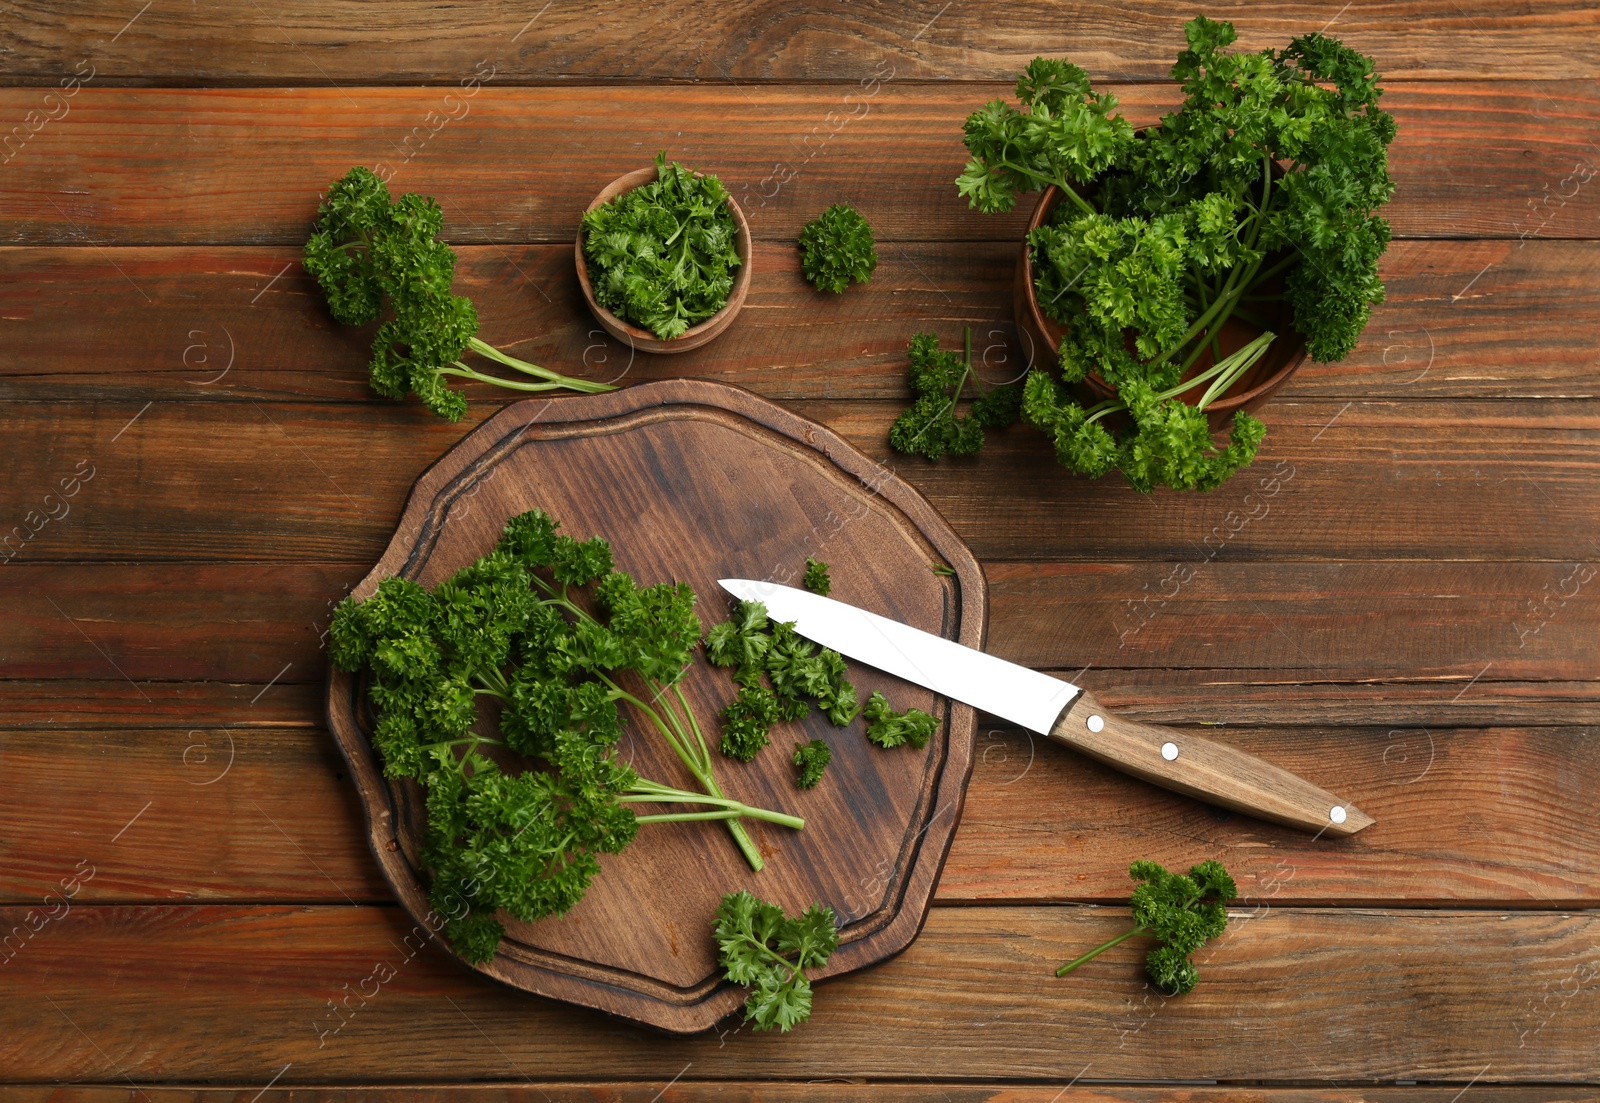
top-left (576, 153), bottom-right (752, 353)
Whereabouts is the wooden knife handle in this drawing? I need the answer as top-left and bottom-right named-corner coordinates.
top-left (1050, 691), bottom-right (1374, 836)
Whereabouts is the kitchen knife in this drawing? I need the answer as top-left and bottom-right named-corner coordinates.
top-left (719, 579), bottom-right (1373, 837)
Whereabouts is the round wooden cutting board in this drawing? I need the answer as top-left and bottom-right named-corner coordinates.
top-left (325, 379), bottom-right (985, 1033)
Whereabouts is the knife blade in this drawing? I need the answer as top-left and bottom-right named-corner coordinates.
top-left (719, 578), bottom-right (1373, 837)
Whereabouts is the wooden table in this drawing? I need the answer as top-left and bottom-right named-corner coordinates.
top-left (2, 2), bottom-right (1597, 1097)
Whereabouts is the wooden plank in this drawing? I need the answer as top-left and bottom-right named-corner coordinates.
top-left (3, 1087), bottom-right (1596, 1103)
top-left (4, 559), bottom-right (1595, 685)
top-left (6, 721), bottom-right (1596, 907)
top-left (1, 396), bottom-right (1596, 563)
top-left (0, 904), bottom-right (1593, 1081)
top-left (0, 564), bottom-right (350, 682)
top-left (0, 727), bottom-right (388, 905)
top-left (985, 561), bottom-right (1600, 680)
top-left (1, 2), bottom-right (1592, 84)
top-left (2, 238), bottom-right (1596, 404)
top-left (0, 83), bottom-right (1593, 246)
top-left (0, 679), bottom-right (320, 730)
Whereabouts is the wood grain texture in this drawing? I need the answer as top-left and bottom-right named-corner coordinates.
top-left (6, 720), bottom-right (1596, 908)
top-left (1, 2), bottom-right (1594, 83)
top-left (0, 83), bottom-right (1594, 246)
top-left (1, 904), bottom-right (1595, 1080)
top-left (4, 1090), bottom-right (1598, 1103)
top-left (7, 238), bottom-right (1600, 406)
top-left (321, 382), bottom-right (984, 1031)
top-left (6, 560), bottom-right (1595, 685)
top-left (2, 396), bottom-right (1596, 564)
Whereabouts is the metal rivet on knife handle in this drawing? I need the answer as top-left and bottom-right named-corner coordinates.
top-left (1048, 689), bottom-right (1375, 837)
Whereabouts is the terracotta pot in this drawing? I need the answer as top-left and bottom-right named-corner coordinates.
top-left (575, 165), bottom-right (753, 355)
top-left (1013, 185), bottom-right (1308, 424)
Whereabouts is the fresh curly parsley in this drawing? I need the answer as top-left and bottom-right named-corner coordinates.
top-left (1055, 859), bottom-right (1237, 995)
top-left (953, 17), bottom-right (1395, 490)
top-left (581, 152), bottom-right (742, 340)
top-left (798, 203), bottom-right (877, 293)
top-left (802, 557), bottom-right (831, 596)
top-left (791, 739), bottom-right (832, 788)
top-left (303, 166), bottom-right (612, 422)
top-left (889, 328), bottom-right (1021, 462)
top-left (705, 599), bottom-right (859, 761)
top-left (714, 890), bottom-right (839, 1032)
top-left (329, 509), bottom-right (805, 963)
top-left (862, 690), bottom-right (938, 749)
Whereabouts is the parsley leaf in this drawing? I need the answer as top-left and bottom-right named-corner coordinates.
top-left (802, 557), bottom-right (831, 596)
top-left (581, 152), bottom-right (742, 340)
top-left (1055, 859), bottom-right (1237, 995)
top-left (798, 203), bottom-right (877, 293)
top-left (714, 890), bottom-right (839, 1032)
top-left (889, 328), bottom-right (1022, 462)
top-left (862, 690), bottom-right (938, 749)
top-left (304, 167), bottom-right (613, 421)
top-left (792, 739), bottom-right (832, 789)
top-left (706, 599), bottom-right (860, 757)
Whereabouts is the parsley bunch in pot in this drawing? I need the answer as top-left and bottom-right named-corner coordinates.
top-left (950, 15), bottom-right (1395, 491)
top-left (576, 152), bottom-right (752, 353)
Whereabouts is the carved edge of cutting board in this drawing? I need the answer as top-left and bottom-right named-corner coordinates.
top-left (324, 379), bottom-right (986, 1034)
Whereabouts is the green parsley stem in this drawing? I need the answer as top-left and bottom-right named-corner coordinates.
top-left (671, 683), bottom-right (714, 771)
top-left (635, 810), bottom-right (746, 823)
top-left (995, 157), bottom-right (1098, 218)
top-left (734, 931), bottom-right (805, 983)
top-left (465, 336), bottom-right (615, 394)
top-left (1196, 332), bottom-right (1273, 409)
top-left (1055, 924), bottom-right (1146, 977)
top-left (442, 365), bottom-right (570, 393)
top-left (626, 799), bottom-right (805, 830)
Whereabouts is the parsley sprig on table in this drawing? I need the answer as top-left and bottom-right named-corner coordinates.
top-left (1055, 859), bottom-right (1237, 995)
top-left (581, 152), bottom-right (742, 340)
top-left (715, 890), bottom-right (839, 1032)
top-left (948, 16), bottom-right (1395, 491)
top-left (889, 328), bottom-right (1021, 462)
top-left (329, 509), bottom-right (804, 962)
top-left (705, 599), bottom-right (859, 762)
top-left (798, 203), bottom-right (877, 293)
top-left (304, 166), bottom-right (613, 422)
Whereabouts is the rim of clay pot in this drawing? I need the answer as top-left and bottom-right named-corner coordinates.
top-left (1017, 184), bottom-right (1308, 418)
top-left (574, 165), bottom-right (753, 355)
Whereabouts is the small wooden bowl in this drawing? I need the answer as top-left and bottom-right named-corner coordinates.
top-left (1014, 185), bottom-right (1308, 425)
top-left (575, 165), bottom-right (753, 354)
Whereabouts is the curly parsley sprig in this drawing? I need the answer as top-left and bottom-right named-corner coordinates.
top-left (791, 739), bottom-right (831, 789)
top-left (715, 890), bottom-right (839, 1032)
top-left (329, 509), bottom-right (804, 962)
top-left (1055, 859), bottom-right (1237, 995)
top-left (798, 203), bottom-right (877, 293)
top-left (705, 599), bottom-right (860, 761)
top-left (889, 328), bottom-right (1021, 462)
top-left (304, 167), bottom-right (613, 422)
